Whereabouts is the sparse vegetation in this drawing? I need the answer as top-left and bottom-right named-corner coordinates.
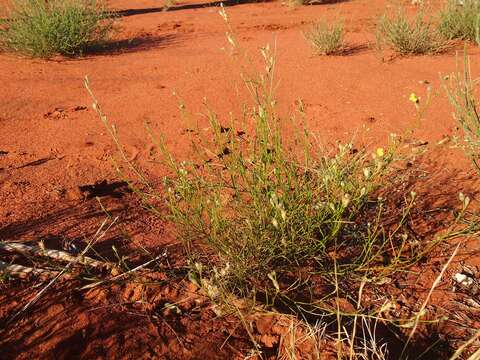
top-left (377, 9), bottom-right (447, 55)
top-left (305, 19), bottom-right (344, 55)
top-left (79, 9), bottom-right (480, 357)
top-left (444, 53), bottom-right (480, 174)
top-left (87, 20), bottom-right (472, 332)
top-left (0, 0), bottom-right (114, 57)
top-left (2, 2), bottom-right (480, 358)
top-left (438, 0), bottom-right (480, 45)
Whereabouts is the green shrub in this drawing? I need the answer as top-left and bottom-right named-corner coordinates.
top-left (305, 19), bottom-right (344, 55)
top-left (0, 0), bottom-right (114, 57)
top-left (86, 4), bottom-right (475, 320)
top-left (444, 53), bottom-right (480, 173)
top-left (87, 40), bottom-right (452, 313)
top-left (84, 10), bottom-right (480, 353)
top-left (438, 0), bottom-right (480, 45)
top-left (377, 9), bottom-right (447, 55)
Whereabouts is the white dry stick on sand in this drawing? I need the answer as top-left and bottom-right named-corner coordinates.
top-left (0, 260), bottom-right (64, 279)
top-left (6, 217), bottom-right (118, 325)
top-left (0, 241), bottom-right (109, 269)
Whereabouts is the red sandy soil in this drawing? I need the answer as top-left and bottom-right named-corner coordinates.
top-left (0, 0), bottom-right (479, 358)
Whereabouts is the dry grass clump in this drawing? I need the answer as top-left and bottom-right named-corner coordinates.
top-left (0, 0), bottom-right (114, 57)
top-left (377, 9), bottom-right (447, 55)
top-left (305, 19), bottom-right (344, 55)
top-left (438, 0), bottom-right (480, 45)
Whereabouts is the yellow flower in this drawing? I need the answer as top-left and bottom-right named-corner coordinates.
top-left (409, 93), bottom-right (419, 104)
top-left (376, 147), bottom-right (385, 157)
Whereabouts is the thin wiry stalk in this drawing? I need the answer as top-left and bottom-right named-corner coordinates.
top-left (399, 242), bottom-right (461, 358)
top-left (444, 52), bottom-right (480, 174)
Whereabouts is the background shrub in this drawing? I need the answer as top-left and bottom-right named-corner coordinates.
top-left (305, 19), bottom-right (344, 55)
top-left (0, 0), bottom-right (114, 57)
top-left (377, 9), bottom-right (447, 55)
top-left (438, 0), bottom-right (480, 45)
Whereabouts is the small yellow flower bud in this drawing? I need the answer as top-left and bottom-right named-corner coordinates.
top-left (409, 93), bottom-right (419, 104)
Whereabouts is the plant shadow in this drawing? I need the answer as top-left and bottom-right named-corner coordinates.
top-left (0, 189), bottom-right (171, 264)
top-left (113, 0), bottom-right (350, 17)
top-left (84, 34), bottom-right (178, 57)
top-left (320, 43), bottom-right (369, 56)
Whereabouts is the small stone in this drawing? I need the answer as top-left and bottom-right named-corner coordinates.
top-left (454, 273), bottom-right (474, 287)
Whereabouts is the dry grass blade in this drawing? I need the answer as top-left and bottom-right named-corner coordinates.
top-left (400, 241), bottom-right (461, 358)
top-left (467, 348), bottom-right (480, 360)
top-left (450, 329), bottom-right (480, 360)
top-left (0, 241), bottom-right (109, 269)
top-left (79, 250), bottom-right (167, 290)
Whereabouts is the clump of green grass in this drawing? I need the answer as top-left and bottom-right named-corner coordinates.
top-left (0, 0), bottom-right (114, 57)
top-left (87, 36), bottom-right (456, 317)
top-left (85, 10), bottom-right (479, 355)
top-left (305, 19), bottom-right (344, 55)
top-left (377, 9), bottom-right (447, 55)
top-left (444, 53), bottom-right (480, 173)
top-left (438, 0), bottom-right (480, 45)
